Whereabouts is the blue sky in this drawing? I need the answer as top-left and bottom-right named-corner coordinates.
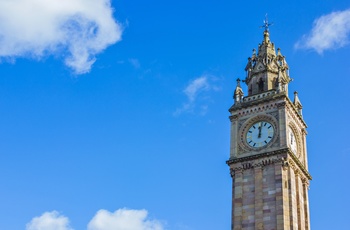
top-left (0, 0), bottom-right (349, 229)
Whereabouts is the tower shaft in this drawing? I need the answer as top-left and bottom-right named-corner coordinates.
top-left (228, 28), bottom-right (311, 230)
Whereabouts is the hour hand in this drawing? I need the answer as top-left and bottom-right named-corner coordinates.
top-left (258, 122), bottom-right (262, 138)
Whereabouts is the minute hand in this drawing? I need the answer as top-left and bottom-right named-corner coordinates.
top-left (258, 123), bottom-right (262, 138)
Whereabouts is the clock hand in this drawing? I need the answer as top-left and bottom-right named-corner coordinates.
top-left (258, 122), bottom-right (262, 138)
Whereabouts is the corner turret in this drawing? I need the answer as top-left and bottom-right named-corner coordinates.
top-left (293, 91), bottom-right (303, 115)
top-left (234, 78), bottom-right (244, 104)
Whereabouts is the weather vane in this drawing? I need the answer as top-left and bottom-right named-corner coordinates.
top-left (260, 14), bottom-right (273, 31)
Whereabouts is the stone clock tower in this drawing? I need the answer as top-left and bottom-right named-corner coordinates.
top-left (227, 25), bottom-right (312, 230)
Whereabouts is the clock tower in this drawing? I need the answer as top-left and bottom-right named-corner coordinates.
top-left (227, 25), bottom-right (311, 230)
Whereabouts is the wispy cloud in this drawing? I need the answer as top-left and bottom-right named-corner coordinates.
top-left (295, 9), bottom-right (350, 53)
top-left (174, 75), bottom-right (220, 116)
top-left (26, 209), bottom-right (164, 230)
top-left (128, 58), bottom-right (141, 69)
top-left (0, 0), bottom-right (122, 74)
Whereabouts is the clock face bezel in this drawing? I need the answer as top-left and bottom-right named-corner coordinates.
top-left (289, 128), bottom-right (297, 153)
top-left (239, 115), bottom-right (278, 151)
top-left (246, 121), bottom-right (275, 148)
top-left (288, 124), bottom-right (301, 158)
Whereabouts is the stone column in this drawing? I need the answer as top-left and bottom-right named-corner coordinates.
top-left (230, 168), bottom-right (235, 230)
top-left (288, 167), bottom-right (298, 230)
top-left (297, 175), bottom-right (305, 230)
top-left (254, 165), bottom-right (263, 230)
top-left (277, 102), bottom-right (287, 147)
top-left (263, 164), bottom-right (276, 230)
top-left (275, 160), bottom-right (286, 229)
top-left (233, 169), bottom-right (243, 230)
top-left (302, 128), bottom-right (308, 170)
top-left (229, 117), bottom-right (239, 158)
top-left (303, 179), bottom-right (311, 230)
top-left (281, 160), bottom-right (290, 229)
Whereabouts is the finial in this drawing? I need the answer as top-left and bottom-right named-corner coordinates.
top-left (252, 49), bottom-right (256, 56)
top-left (293, 91), bottom-right (303, 115)
top-left (260, 14), bottom-right (273, 31)
top-left (236, 78), bottom-right (241, 87)
top-left (234, 78), bottom-right (244, 104)
top-left (277, 48), bottom-right (282, 56)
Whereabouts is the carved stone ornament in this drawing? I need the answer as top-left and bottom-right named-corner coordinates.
top-left (230, 168), bottom-right (235, 177)
top-left (238, 118), bottom-right (249, 130)
top-left (229, 114), bottom-right (239, 121)
top-left (266, 110), bottom-right (279, 120)
top-left (229, 154), bottom-right (288, 174)
top-left (277, 101), bottom-right (286, 108)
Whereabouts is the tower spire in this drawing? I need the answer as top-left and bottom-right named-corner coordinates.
top-left (243, 17), bottom-right (291, 96)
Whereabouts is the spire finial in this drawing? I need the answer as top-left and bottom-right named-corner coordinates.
top-left (234, 78), bottom-right (244, 104)
top-left (236, 78), bottom-right (241, 87)
top-left (293, 91), bottom-right (303, 115)
top-left (260, 14), bottom-right (273, 31)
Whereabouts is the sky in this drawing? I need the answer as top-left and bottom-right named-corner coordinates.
top-left (0, 0), bottom-right (349, 229)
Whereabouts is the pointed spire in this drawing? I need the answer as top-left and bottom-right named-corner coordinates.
top-left (275, 67), bottom-right (282, 93)
top-left (234, 78), bottom-right (244, 104)
top-left (293, 91), bottom-right (303, 115)
top-left (243, 17), bottom-right (293, 97)
top-left (261, 14), bottom-right (273, 44)
top-left (277, 48), bottom-right (282, 56)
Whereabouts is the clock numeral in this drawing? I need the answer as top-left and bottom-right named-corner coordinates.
top-left (264, 140), bottom-right (267, 144)
top-left (268, 125), bottom-right (272, 129)
top-left (248, 131), bottom-right (252, 133)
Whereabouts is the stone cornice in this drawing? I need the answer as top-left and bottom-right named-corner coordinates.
top-left (226, 148), bottom-right (312, 180)
top-left (229, 90), bottom-right (284, 112)
top-left (229, 92), bottom-right (307, 128)
top-left (226, 148), bottom-right (287, 165)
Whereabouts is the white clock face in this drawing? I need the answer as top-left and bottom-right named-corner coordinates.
top-left (289, 129), bottom-right (297, 153)
top-left (246, 121), bottom-right (274, 148)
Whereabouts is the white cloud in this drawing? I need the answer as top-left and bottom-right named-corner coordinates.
top-left (174, 75), bottom-right (219, 116)
top-left (88, 209), bottom-right (164, 230)
top-left (0, 0), bottom-right (122, 74)
top-left (26, 209), bottom-right (164, 230)
top-left (26, 211), bottom-right (73, 230)
top-left (295, 9), bottom-right (350, 53)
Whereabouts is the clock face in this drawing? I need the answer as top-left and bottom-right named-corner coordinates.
top-left (289, 129), bottom-right (297, 153)
top-left (246, 121), bottom-right (274, 148)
